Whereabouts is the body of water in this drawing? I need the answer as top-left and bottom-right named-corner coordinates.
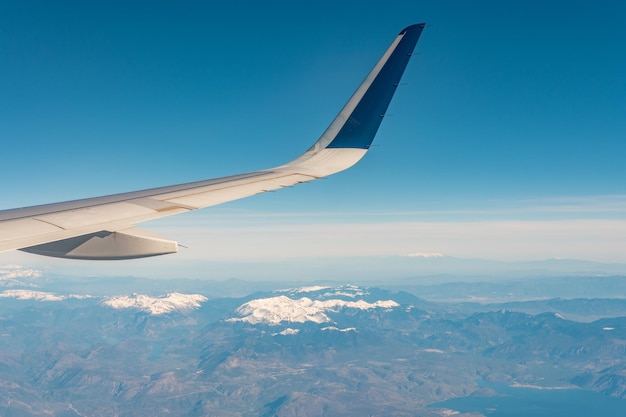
top-left (430, 381), bottom-right (626, 417)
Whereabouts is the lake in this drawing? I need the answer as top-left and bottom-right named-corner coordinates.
top-left (430, 381), bottom-right (626, 417)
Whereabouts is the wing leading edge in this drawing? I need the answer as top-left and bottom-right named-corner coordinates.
top-left (0, 24), bottom-right (426, 260)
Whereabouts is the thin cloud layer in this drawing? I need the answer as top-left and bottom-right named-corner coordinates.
top-left (152, 218), bottom-right (626, 263)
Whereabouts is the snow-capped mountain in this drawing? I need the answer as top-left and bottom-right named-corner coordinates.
top-left (0, 264), bottom-right (43, 289)
top-left (0, 286), bottom-right (208, 315)
top-left (0, 289), bottom-right (65, 301)
top-left (102, 293), bottom-right (208, 315)
top-left (229, 285), bottom-right (399, 326)
top-left (0, 277), bottom-right (625, 416)
top-left (276, 284), bottom-right (369, 298)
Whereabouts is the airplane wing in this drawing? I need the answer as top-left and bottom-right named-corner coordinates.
top-left (0, 24), bottom-right (425, 260)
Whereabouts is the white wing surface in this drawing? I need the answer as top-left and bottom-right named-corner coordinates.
top-left (0, 24), bottom-right (425, 260)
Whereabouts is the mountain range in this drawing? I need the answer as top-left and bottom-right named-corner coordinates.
top-left (0, 269), bottom-right (625, 416)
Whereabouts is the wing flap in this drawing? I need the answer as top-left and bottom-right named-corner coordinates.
top-left (20, 227), bottom-right (178, 260)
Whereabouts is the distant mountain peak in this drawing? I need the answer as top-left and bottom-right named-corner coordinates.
top-left (101, 292), bottom-right (208, 315)
top-left (275, 284), bottom-right (370, 299)
top-left (229, 287), bottom-right (399, 326)
top-left (276, 285), bottom-right (331, 294)
top-left (0, 264), bottom-right (42, 282)
top-left (403, 252), bottom-right (446, 258)
top-left (0, 289), bottom-right (64, 301)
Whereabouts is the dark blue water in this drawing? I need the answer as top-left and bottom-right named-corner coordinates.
top-left (430, 381), bottom-right (626, 417)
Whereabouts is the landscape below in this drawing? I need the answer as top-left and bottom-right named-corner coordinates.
top-left (0, 266), bottom-right (625, 416)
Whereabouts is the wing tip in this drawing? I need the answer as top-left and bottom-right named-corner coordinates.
top-left (399, 23), bottom-right (426, 35)
top-left (323, 23), bottom-right (425, 150)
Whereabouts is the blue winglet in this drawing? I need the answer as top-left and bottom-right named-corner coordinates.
top-left (326, 23), bottom-right (425, 149)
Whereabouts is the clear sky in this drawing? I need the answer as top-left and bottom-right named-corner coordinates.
top-left (2, 1), bottom-right (626, 279)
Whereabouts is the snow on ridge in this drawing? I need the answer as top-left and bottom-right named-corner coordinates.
top-left (323, 290), bottom-right (369, 298)
top-left (231, 295), bottom-right (329, 325)
top-left (272, 328), bottom-right (300, 336)
top-left (276, 285), bottom-right (331, 294)
top-left (321, 326), bottom-right (357, 333)
top-left (0, 289), bottom-right (206, 314)
top-left (0, 289), bottom-right (64, 301)
top-left (276, 284), bottom-right (371, 299)
top-left (102, 292), bottom-right (208, 315)
top-left (0, 290), bottom-right (97, 302)
top-left (293, 285), bottom-right (330, 293)
top-left (68, 294), bottom-right (96, 300)
top-left (324, 285), bottom-right (369, 298)
top-left (230, 295), bottom-right (399, 325)
top-left (277, 284), bottom-right (370, 296)
top-left (422, 348), bottom-right (445, 354)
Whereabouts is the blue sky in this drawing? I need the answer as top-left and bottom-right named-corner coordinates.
top-left (2, 1), bottom-right (626, 278)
